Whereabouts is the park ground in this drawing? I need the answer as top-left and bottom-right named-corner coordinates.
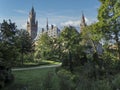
top-left (3, 67), bottom-right (60, 90)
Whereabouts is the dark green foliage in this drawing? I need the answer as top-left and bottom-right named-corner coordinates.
top-left (0, 63), bottom-right (14, 88)
top-left (0, 20), bottom-right (19, 66)
top-left (60, 26), bottom-right (84, 71)
top-left (42, 72), bottom-right (54, 90)
top-left (112, 74), bottom-right (120, 89)
top-left (15, 29), bottom-right (33, 65)
top-left (57, 68), bottom-right (76, 90)
top-left (0, 20), bottom-right (17, 88)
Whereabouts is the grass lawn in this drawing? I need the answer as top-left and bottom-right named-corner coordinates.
top-left (13, 60), bottom-right (61, 68)
top-left (3, 67), bottom-right (60, 90)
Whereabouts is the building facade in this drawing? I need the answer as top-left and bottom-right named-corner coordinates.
top-left (40, 19), bottom-right (60, 38)
top-left (0, 23), bottom-right (1, 30)
top-left (27, 7), bottom-right (38, 41)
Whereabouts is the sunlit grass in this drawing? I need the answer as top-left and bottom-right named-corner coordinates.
top-left (41, 60), bottom-right (61, 64)
top-left (13, 60), bottom-right (61, 68)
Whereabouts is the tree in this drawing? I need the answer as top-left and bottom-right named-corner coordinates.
top-left (35, 33), bottom-right (53, 60)
top-left (98, 0), bottom-right (120, 60)
top-left (60, 26), bottom-right (82, 71)
top-left (0, 20), bottom-right (18, 66)
top-left (81, 23), bottom-right (103, 55)
top-left (15, 29), bottom-right (33, 65)
top-left (0, 20), bottom-right (16, 88)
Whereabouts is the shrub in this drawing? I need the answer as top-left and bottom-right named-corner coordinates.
top-left (112, 74), bottom-right (120, 90)
top-left (57, 69), bottom-right (76, 90)
top-left (0, 65), bottom-right (14, 89)
top-left (91, 80), bottom-right (112, 90)
top-left (42, 72), bottom-right (54, 90)
top-left (76, 79), bottom-right (112, 90)
top-left (0, 73), bottom-right (5, 88)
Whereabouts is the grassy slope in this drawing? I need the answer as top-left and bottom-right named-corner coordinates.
top-left (3, 68), bottom-right (60, 90)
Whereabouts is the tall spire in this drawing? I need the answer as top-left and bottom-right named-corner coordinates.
top-left (27, 6), bottom-right (38, 41)
top-left (46, 18), bottom-right (49, 30)
top-left (81, 12), bottom-right (85, 24)
top-left (80, 12), bottom-right (87, 33)
top-left (31, 6), bottom-right (34, 12)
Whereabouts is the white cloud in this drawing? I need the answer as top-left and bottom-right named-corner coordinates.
top-left (14, 9), bottom-right (27, 14)
top-left (61, 20), bottom-right (80, 27)
top-left (21, 23), bottom-right (27, 29)
top-left (59, 16), bottom-right (98, 31)
top-left (60, 17), bottom-right (91, 27)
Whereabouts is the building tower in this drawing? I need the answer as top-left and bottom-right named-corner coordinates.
top-left (46, 18), bottom-right (49, 31)
top-left (27, 6), bottom-right (38, 41)
top-left (80, 13), bottom-right (87, 33)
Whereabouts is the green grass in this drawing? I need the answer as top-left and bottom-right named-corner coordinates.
top-left (41, 60), bottom-right (61, 65)
top-left (13, 60), bottom-right (61, 68)
top-left (3, 67), bottom-right (60, 90)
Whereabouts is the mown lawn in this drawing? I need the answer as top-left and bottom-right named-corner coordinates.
top-left (3, 67), bottom-right (60, 90)
top-left (13, 60), bottom-right (61, 68)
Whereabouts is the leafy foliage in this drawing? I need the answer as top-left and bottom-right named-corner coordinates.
top-left (15, 29), bottom-right (33, 65)
top-left (98, 0), bottom-right (120, 59)
top-left (0, 20), bottom-right (18, 66)
top-left (35, 33), bottom-right (54, 60)
top-left (0, 20), bottom-right (16, 88)
top-left (60, 26), bottom-right (83, 68)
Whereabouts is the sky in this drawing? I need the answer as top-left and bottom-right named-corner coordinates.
top-left (0, 0), bottom-right (101, 31)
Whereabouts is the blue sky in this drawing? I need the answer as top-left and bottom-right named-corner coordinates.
top-left (0, 0), bottom-right (100, 31)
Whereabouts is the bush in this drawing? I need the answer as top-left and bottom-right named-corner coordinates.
top-left (42, 72), bottom-right (54, 90)
top-left (0, 64), bottom-right (14, 89)
top-left (112, 74), bottom-right (120, 90)
top-left (24, 53), bottom-right (34, 62)
top-left (57, 69), bottom-right (76, 90)
top-left (76, 78), bottom-right (112, 90)
top-left (0, 73), bottom-right (5, 88)
top-left (91, 80), bottom-right (112, 90)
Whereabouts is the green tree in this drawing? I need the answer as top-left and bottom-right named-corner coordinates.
top-left (98, 0), bottom-right (120, 59)
top-left (35, 33), bottom-right (53, 60)
top-left (81, 23), bottom-right (103, 55)
top-left (60, 26), bottom-right (82, 71)
top-left (0, 20), bottom-right (18, 66)
top-left (0, 20), bottom-right (16, 88)
top-left (15, 29), bottom-right (33, 65)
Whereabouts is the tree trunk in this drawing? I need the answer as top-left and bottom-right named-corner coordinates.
top-left (21, 50), bottom-right (24, 66)
top-left (69, 51), bottom-right (73, 72)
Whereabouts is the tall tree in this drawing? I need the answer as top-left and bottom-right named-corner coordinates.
top-left (60, 26), bottom-right (82, 71)
top-left (98, 0), bottom-right (120, 59)
top-left (35, 33), bottom-right (53, 60)
top-left (15, 29), bottom-right (33, 65)
top-left (0, 20), bottom-right (16, 88)
top-left (0, 20), bottom-right (18, 66)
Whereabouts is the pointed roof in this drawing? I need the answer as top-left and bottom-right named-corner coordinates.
top-left (31, 6), bottom-right (34, 12)
top-left (46, 18), bottom-right (49, 30)
top-left (30, 6), bottom-right (35, 15)
top-left (81, 12), bottom-right (85, 24)
top-left (80, 12), bottom-right (86, 26)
